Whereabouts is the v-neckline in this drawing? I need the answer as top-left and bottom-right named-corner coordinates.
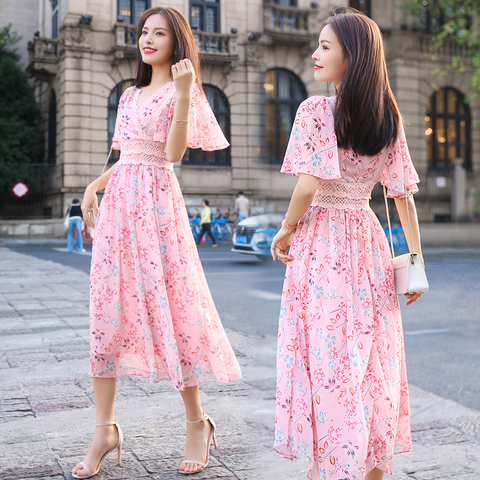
top-left (135, 81), bottom-right (173, 110)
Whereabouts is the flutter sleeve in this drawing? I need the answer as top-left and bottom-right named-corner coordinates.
top-left (381, 124), bottom-right (420, 198)
top-left (156, 83), bottom-right (229, 150)
top-left (111, 87), bottom-right (133, 150)
top-left (281, 96), bottom-right (341, 180)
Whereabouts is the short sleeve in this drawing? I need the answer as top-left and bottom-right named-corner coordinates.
top-left (111, 87), bottom-right (133, 150)
top-left (281, 96), bottom-right (341, 180)
top-left (381, 124), bottom-right (420, 198)
top-left (156, 83), bottom-right (229, 151)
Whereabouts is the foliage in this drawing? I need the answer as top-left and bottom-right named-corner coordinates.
top-left (398, 0), bottom-right (480, 99)
top-left (0, 24), bottom-right (44, 189)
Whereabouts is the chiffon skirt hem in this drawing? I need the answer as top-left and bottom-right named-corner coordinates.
top-left (88, 162), bottom-right (241, 391)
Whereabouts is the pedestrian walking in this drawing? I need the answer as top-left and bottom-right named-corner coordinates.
top-left (65, 198), bottom-right (86, 253)
top-left (235, 191), bottom-right (249, 223)
top-left (196, 199), bottom-right (217, 247)
top-left (270, 8), bottom-right (424, 480)
top-left (75, 7), bottom-right (241, 479)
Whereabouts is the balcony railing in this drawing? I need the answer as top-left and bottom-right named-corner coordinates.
top-left (194, 32), bottom-right (238, 66)
top-left (263, 1), bottom-right (315, 45)
top-left (27, 37), bottom-right (59, 80)
top-left (112, 23), bottom-right (138, 62)
top-left (418, 32), bottom-right (469, 57)
top-left (112, 25), bottom-right (238, 66)
top-left (385, 30), bottom-right (471, 61)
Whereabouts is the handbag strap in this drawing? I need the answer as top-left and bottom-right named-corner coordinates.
top-left (383, 169), bottom-right (413, 258)
top-left (383, 185), bottom-right (395, 258)
top-left (93, 147), bottom-right (113, 194)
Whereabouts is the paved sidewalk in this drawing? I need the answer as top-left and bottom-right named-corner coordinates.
top-left (0, 245), bottom-right (479, 480)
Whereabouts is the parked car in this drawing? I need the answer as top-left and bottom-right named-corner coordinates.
top-left (231, 213), bottom-right (284, 257)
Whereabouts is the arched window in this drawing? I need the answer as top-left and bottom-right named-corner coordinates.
top-left (108, 79), bottom-right (134, 162)
top-left (349, 0), bottom-right (371, 17)
top-left (47, 90), bottom-right (56, 165)
top-left (425, 87), bottom-right (471, 171)
top-left (184, 84), bottom-right (231, 166)
top-left (264, 68), bottom-right (306, 164)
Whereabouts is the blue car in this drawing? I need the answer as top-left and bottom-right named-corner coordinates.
top-left (231, 214), bottom-right (284, 257)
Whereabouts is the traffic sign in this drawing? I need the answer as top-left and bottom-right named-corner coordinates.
top-left (12, 182), bottom-right (29, 198)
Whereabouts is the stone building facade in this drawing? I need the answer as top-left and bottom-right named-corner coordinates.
top-left (23, 0), bottom-right (480, 222)
top-left (0, 0), bottom-right (39, 67)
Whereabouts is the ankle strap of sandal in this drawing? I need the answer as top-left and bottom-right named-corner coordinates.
top-left (96, 420), bottom-right (117, 427)
top-left (186, 413), bottom-right (207, 424)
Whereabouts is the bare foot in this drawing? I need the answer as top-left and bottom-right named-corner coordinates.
top-left (178, 416), bottom-right (214, 474)
top-left (72, 425), bottom-right (119, 478)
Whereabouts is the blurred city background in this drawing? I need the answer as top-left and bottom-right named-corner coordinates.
top-left (0, 0), bottom-right (479, 247)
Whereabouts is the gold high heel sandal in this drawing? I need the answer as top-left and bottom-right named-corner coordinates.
top-left (72, 420), bottom-right (123, 479)
top-left (179, 412), bottom-right (218, 475)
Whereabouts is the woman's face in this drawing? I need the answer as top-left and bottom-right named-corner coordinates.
top-left (138, 14), bottom-right (175, 67)
top-left (311, 24), bottom-right (347, 89)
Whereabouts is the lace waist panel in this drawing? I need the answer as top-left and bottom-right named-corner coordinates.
top-left (117, 141), bottom-right (174, 170)
top-left (311, 180), bottom-right (373, 210)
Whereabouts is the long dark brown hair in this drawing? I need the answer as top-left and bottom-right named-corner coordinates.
top-left (325, 8), bottom-right (401, 156)
top-left (134, 7), bottom-right (203, 93)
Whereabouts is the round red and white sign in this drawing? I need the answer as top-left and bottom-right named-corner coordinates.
top-left (12, 182), bottom-right (29, 198)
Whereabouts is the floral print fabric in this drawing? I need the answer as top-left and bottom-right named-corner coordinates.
top-left (274, 96), bottom-right (419, 479)
top-left (89, 82), bottom-right (241, 390)
top-left (112, 82), bottom-right (229, 151)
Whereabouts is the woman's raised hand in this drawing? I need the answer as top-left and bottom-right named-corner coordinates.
top-left (172, 59), bottom-right (195, 97)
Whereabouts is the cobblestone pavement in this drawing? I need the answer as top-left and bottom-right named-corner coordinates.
top-left (1, 245), bottom-right (480, 479)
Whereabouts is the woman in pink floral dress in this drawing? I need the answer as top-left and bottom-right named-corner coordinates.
top-left (73, 7), bottom-right (241, 479)
top-left (270, 8), bottom-right (425, 480)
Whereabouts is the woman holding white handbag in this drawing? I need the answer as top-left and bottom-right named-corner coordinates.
top-left (270, 7), bottom-right (426, 480)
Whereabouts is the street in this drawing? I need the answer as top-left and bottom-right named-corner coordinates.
top-left (5, 239), bottom-right (480, 411)
top-left (1, 239), bottom-right (480, 479)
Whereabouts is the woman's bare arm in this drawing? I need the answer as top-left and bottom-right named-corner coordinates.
top-left (81, 164), bottom-right (116, 227)
top-left (165, 94), bottom-right (191, 163)
top-left (270, 174), bottom-right (318, 263)
top-left (92, 165), bottom-right (116, 192)
top-left (394, 194), bottom-right (425, 305)
top-left (165, 60), bottom-right (195, 163)
top-left (394, 195), bottom-right (422, 255)
top-left (284, 174), bottom-right (319, 227)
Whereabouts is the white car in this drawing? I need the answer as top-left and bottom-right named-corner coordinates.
top-left (231, 214), bottom-right (284, 257)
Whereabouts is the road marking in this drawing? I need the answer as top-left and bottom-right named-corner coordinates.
top-left (199, 256), bottom-right (244, 261)
top-left (205, 271), bottom-right (282, 279)
top-left (52, 248), bottom-right (92, 256)
top-left (404, 328), bottom-right (450, 336)
top-left (247, 289), bottom-right (282, 301)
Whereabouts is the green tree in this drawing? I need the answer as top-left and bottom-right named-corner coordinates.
top-left (398, 0), bottom-right (480, 99)
top-left (0, 24), bottom-right (44, 189)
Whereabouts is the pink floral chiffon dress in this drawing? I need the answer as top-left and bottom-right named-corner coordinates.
top-left (89, 82), bottom-right (241, 390)
top-left (274, 96), bottom-right (419, 480)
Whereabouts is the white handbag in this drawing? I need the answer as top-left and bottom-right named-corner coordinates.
top-left (391, 252), bottom-right (428, 295)
top-left (383, 174), bottom-right (429, 295)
